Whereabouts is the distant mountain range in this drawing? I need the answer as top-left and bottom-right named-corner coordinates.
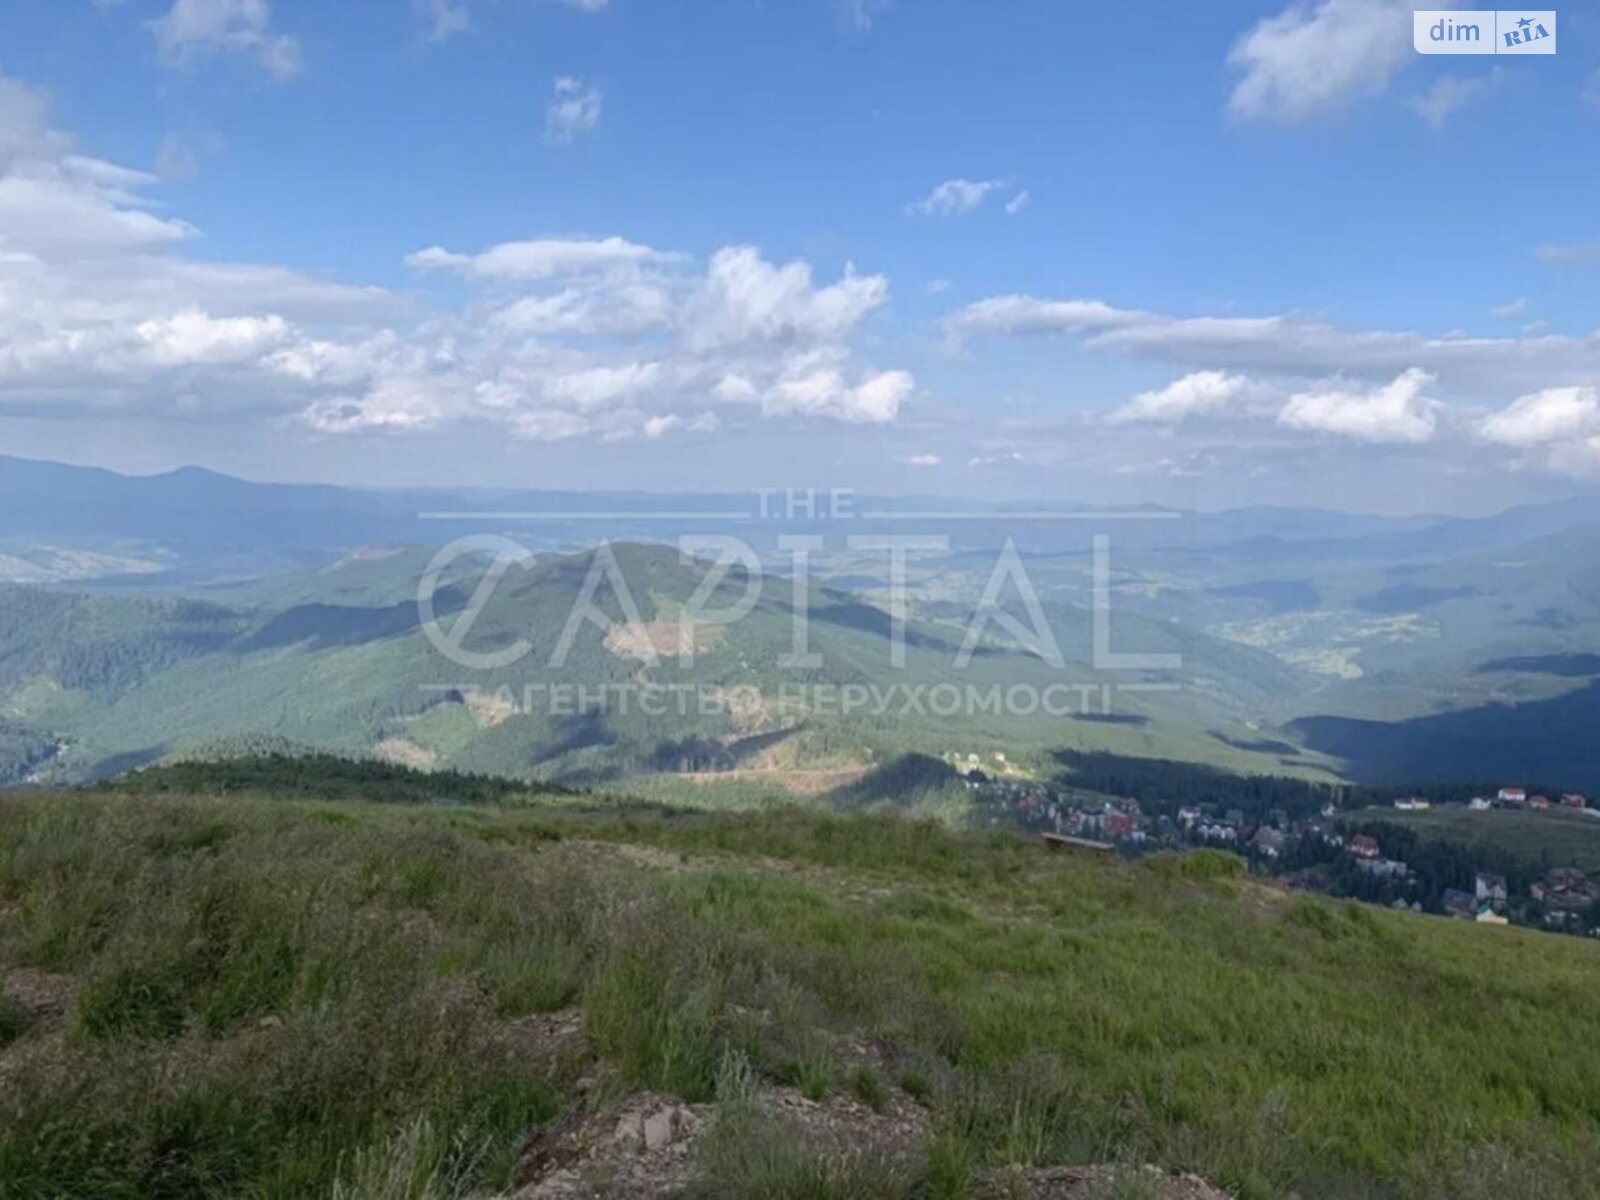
top-left (4, 453), bottom-right (1596, 586)
top-left (4, 454), bottom-right (1600, 793)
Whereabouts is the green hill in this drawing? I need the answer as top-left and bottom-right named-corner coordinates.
top-left (0, 543), bottom-right (1327, 791)
top-left (3, 780), bottom-right (1599, 1198)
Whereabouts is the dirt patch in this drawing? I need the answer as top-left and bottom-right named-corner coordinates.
top-left (374, 738), bottom-right (437, 770)
top-left (2, 968), bottom-right (75, 1020)
top-left (604, 621), bottom-right (723, 662)
top-left (974, 1164), bottom-right (1233, 1199)
top-left (505, 1084), bottom-right (1227, 1199)
top-left (460, 687), bottom-right (517, 727)
top-left (508, 1083), bottom-right (929, 1199)
top-left (510, 1091), bottom-right (708, 1198)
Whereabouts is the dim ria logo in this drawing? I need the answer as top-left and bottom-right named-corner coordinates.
top-left (1414, 10), bottom-right (1555, 54)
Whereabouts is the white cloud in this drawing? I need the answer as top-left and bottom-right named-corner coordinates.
top-left (0, 163), bottom-right (194, 252)
top-left (840, 0), bottom-right (892, 30)
top-left (508, 408), bottom-right (592, 441)
top-left (945, 296), bottom-right (1129, 338)
top-left (684, 246), bottom-right (889, 350)
top-left (901, 453), bottom-right (941, 467)
top-left (0, 68), bottom-right (910, 446)
top-left (148, 0), bottom-right (303, 79)
top-left (908, 178), bottom-right (1006, 217)
top-left (545, 362), bottom-right (661, 410)
top-left (1004, 189), bottom-right (1032, 216)
top-left (1478, 387), bottom-right (1600, 447)
top-left (1535, 242), bottom-right (1600, 267)
top-left (417, 0), bottom-right (471, 41)
top-left (545, 77), bottom-right (603, 144)
top-left (1277, 368), bottom-right (1441, 443)
top-left (416, 0), bottom-right (610, 40)
top-left (643, 411), bottom-right (718, 439)
top-left (491, 282), bottom-right (674, 335)
top-left (1490, 297), bottom-right (1527, 319)
top-left (1109, 371), bottom-right (1248, 425)
top-left (760, 357), bottom-right (913, 424)
top-left (406, 236), bottom-right (669, 280)
top-left (134, 310), bottom-right (291, 366)
top-left (1410, 71), bottom-right (1500, 131)
top-left (1227, 0), bottom-right (1413, 122)
top-left (712, 373), bottom-right (759, 403)
top-left (924, 278), bottom-right (952, 296)
top-left (943, 293), bottom-right (1600, 398)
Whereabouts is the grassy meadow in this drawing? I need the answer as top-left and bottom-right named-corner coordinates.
top-left (2, 789), bottom-right (1599, 1198)
top-left (1349, 804), bottom-right (1600, 875)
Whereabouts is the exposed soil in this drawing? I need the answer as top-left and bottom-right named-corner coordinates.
top-left (1, 967), bottom-right (75, 1020)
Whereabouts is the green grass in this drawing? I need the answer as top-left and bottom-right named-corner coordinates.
top-left (1352, 805), bottom-right (1600, 874)
top-left (2, 790), bottom-right (1599, 1198)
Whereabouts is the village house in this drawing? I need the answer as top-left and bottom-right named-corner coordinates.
top-left (1252, 826), bottom-right (1286, 858)
top-left (1468, 797), bottom-right (1492, 811)
top-left (1475, 873), bottom-right (1508, 912)
top-left (1443, 889), bottom-right (1477, 920)
top-left (1561, 793), bottom-right (1588, 810)
top-left (1393, 796), bottom-right (1430, 811)
top-left (1348, 833), bottom-right (1381, 861)
top-left (1530, 795), bottom-right (1552, 810)
top-left (1356, 857), bottom-right (1408, 880)
top-left (1196, 820), bottom-right (1239, 844)
top-left (1497, 786), bottom-right (1527, 805)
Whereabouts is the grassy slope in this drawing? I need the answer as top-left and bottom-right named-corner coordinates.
top-left (3, 544), bottom-right (1324, 788)
top-left (1350, 805), bottom-right (1600, 875)
top-left (2, 791), bottom-right (1599, 1199)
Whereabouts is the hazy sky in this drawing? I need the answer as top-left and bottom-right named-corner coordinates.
top-left (1, 0), bottom-right (1599, 512)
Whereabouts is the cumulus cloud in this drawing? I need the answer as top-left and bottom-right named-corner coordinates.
top-left (545, 77), bottom-right (603, 144)
top-left (1227, 0), bottom-right (1413, 122)
top-left (1277, 368), bottom-right (1441, 443)
top-left (1478, 387), bottom-right (1600, 447)
top-left (900, 453), bottom-right (941, 467)
top-left (147, 0), bottom-right (303, 79)
top-left (544, 362), bottom-right (662, 410)
top-left (907, 178), bottom-right (1007, 217)
top-left (0, 68), bottom-right (907, 446)
top-left (760, 355), bottom-right (913, 424)
top-left (1491, 297), bottom-right (1527, 319)
top-left (346, 229), bottom-right (908, 436)
top-left (683, 247), bottom-right (889, 350)
top-left (643, 411), bottom-right (718, 439)
top-left (1004, 190), bottom-right (1032, 216)
top-left (1109, 371), bottom-right (1248, 425)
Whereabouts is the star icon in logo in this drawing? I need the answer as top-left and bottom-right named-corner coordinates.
top-left (1517, 16), bottom-right (1534, 29)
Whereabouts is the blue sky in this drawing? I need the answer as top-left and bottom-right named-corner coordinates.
top-left (1, 0), bottom-right (1599, 512)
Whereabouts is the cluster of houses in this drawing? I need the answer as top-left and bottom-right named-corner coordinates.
top-left (962, 765), bottom-right (1600, 937)
top-left (1441, 874), bottom-right (1509, 925)
top-left (1483, 786), bottom-right (1594, 814)
top-left (1530, 868), bottom-right (1600, 931)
